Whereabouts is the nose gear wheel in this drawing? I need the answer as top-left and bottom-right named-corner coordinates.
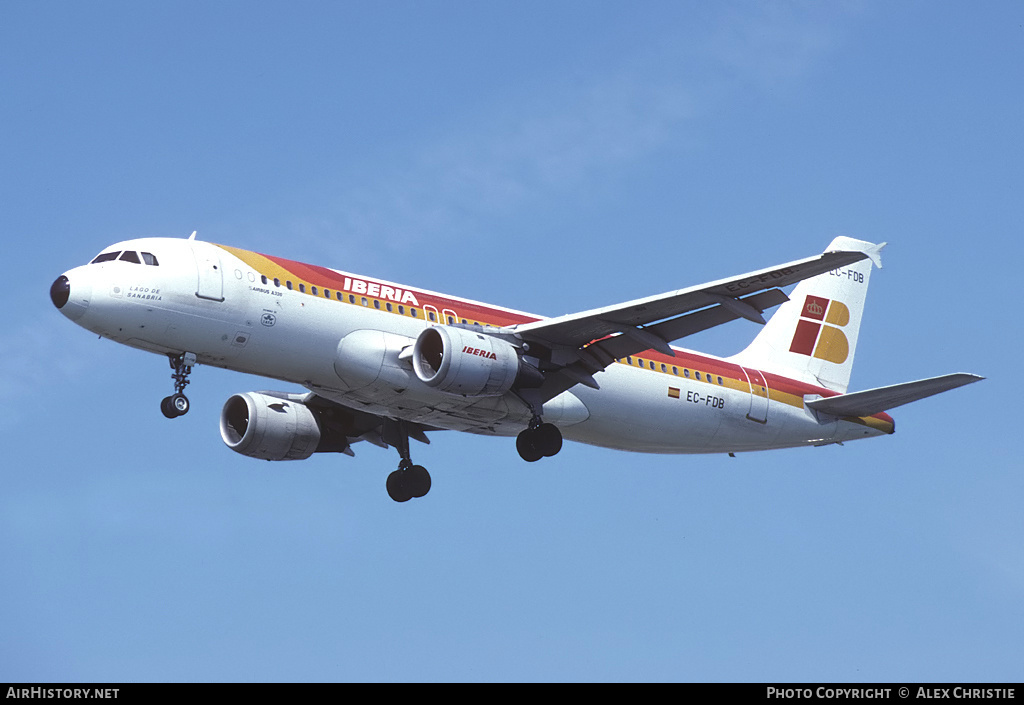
top-left (160, 353), bottom-right (196, 418)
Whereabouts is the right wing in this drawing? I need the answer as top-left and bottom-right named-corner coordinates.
top-left (505, 240), bottom-right (882, 403)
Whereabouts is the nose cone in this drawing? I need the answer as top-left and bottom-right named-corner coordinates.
top-left (50, 271), bottom-right (91, 321)
top-left (50, 275), bottom-right (70, 308)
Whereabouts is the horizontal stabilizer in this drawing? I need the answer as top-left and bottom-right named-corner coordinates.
top-left (805, 373), bottom-right (984, 417)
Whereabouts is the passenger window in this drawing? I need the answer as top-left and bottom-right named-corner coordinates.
top-left (361, 297), bottom-right (368, 306)
top-left (299, 283), bottom-right (306, 293)
top-left (141, 252), bottom-right (159, 266)
top-left (386, 302), bottom-right (393, 312)
top-left (661, 364), bottom-right (667, 372)
top-left (398, 305), bottom-right (405, 315)
top-left (119, 251), bottom-right (141, 264)
top-left (695, 372), bottom-right (702, 381)
top-left (261, 275), bottom-right (268, 285)
top-left (683, 369), bottom-right (690, 378)
top-left (310, 286), bottom-right (317, 295)
top-left (348, 294), bottom-right (355, 303)
top-left (274, 278), bottom-right (281, 287)
top-left (411, 309), bottom-right (418, 318)
top-left (374, 300), bottom-right (380, 309)
top-left (717, 376), bottom-right (723, 385)
top-left (90, 251), bottom-right (121, 264)
top-left (429, 312), bottom-right (436, 322)
top-left (287, 281), bottom-right (293, 290)
top-left (672, 366), bottom-right (678, 375)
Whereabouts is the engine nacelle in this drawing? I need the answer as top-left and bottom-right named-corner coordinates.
top-left (412, 325), bottom-right (526, 397)
top-left (220, 392), bottom-right (322, 461)
top-left (334, 329), bottom-right (415, 392)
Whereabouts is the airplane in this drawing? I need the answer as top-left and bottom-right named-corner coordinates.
top-left (50, 233), bottom-right (982, 502)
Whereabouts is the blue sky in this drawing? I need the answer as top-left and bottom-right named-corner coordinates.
top-left (2, 1), bottom-right (1021, 682)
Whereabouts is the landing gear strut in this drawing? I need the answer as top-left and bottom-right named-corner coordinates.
top-left (383, 420), bottom-right (431, 502)
top-left (160, 352), bottom-right (196, 419)
top-left (516, 416), bottom-right (563, 462)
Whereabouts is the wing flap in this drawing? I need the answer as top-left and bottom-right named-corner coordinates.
top-left (301, 390), bottom-right (442, 451)
top-left (805, 373), bottom-right (984, 417)
top-left (586, 288), bottom-right (789, 364)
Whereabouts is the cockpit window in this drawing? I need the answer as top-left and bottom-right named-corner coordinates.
top-left (89, 249), bottom-right (158, 265)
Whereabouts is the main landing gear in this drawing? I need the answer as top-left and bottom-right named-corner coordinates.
top-left (386, 460), bottom-right (431, 503)
top-left (383, 420), bottom-right (431, 503)
top-left (160, 352), bottom-right (196, 419)
top-left (516, 417), bottom-right (563, 462)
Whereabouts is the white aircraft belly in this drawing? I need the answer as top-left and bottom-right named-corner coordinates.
top-left (566, 364), bottom-right (726, 453)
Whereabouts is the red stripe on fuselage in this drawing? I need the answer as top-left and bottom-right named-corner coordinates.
top-left (259, 252), bottom-right (540, 328)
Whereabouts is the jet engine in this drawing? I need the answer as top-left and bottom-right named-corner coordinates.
top-left (412, 325), bottom-right (540, 397)
top-left (220, 392), bottom-right (325, 461)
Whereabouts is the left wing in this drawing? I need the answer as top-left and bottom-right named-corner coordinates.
top-left (506, 241), bottom-right (879, 403)
top-left (265, 390), bottom-right (440, 455)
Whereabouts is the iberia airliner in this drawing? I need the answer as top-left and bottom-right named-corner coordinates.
top-left (50, 234), bottom-right (981, 502)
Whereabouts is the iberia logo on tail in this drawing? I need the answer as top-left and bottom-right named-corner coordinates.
top-left (789, 295), bottom-right (850, 364)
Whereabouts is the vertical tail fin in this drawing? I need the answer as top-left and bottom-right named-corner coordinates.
top-left (730, 237), bottom-right (885, 393)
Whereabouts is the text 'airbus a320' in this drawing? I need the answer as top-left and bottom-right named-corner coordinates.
top-left (51, 233), bottom-right (981, 501)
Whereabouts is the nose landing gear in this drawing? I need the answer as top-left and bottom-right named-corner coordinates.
top-left (161, 352), bottom-right (196, 419)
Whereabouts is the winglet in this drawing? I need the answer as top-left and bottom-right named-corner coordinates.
top-left (864, 241), bottom-right (886, 269)
top-left (826, 236), bottom-right (885, 269)
top-left (188, 230), bottom-right (198, 241)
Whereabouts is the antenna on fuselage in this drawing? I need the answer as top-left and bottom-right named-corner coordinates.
top-left (188, 230), bottom-right (197, 241)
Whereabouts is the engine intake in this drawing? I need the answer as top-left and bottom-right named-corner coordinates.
top-left (412, 326), bottom-right (531, 397)
top-left (220, 392), bottom-right (323, 461)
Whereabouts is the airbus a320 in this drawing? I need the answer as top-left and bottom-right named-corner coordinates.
top-left (50, 234), bottom-right (982, 502)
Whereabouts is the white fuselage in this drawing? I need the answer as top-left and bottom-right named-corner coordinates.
top-left (53, 237), bottom-right (892, 456)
